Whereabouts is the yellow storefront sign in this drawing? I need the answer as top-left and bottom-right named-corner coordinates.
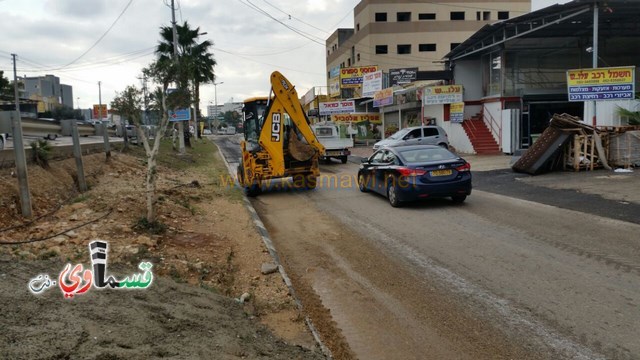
top-left (567, 67), bottom-right (634, 86)
top-left (331, 113), bottom-right (381, 124)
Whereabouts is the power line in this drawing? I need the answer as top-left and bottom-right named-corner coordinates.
top-left (214, 47), bottom-right (323, 76)
top-left (9, 47), bottom-right (155, 72)
top-left (235, 0), bottom-right (326, 45)
top-left (61, 0), bottom-right (135, 68)
top-left (261, 0), bottom-right (331, 35)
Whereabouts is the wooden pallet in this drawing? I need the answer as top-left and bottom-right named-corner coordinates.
top-left (563, 131), bottom-right (609, 171)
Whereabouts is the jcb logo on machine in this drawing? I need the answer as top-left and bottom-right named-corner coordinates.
top-left (271, 113), bottom-right (281, 142)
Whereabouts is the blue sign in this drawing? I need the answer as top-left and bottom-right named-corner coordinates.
top-left (168, 108), bottom-right (191, 122)
top-left (566, 67), bottom-right (635, 102)
top-left (568, 84), bottom-right (634, 101)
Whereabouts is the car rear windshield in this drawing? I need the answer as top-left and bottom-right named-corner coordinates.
top-left (388, 128), bottom-right (411, 140)
top-left (399, 147), bottom-right (457, 163)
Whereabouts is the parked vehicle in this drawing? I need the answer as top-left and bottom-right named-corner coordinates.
top-left (224, 126), bottom-right (236, 135)
top-left (0, 133), bottom-right (6, 150)
top-left (203, 129), bottom-right (212, 135)
top-left (357, 145), bottom-right (471, 207)
top-left (311, 122), bottom-right (353, 164)
top-left (373, 126), bottom-right (449, 150)
top-left (116, 124), bottom-right (137, 138)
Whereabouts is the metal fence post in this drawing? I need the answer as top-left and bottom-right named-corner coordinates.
top-left (9, 111), bottom-right (32, 217)
top-left (101, 123), bottom-right (111, 160)
top-left (67, 120), bottom-right (87, 192)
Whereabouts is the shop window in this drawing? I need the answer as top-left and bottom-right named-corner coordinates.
top-left (476, 11), bottom-right (490, 20)
top-left (375, 12), bottom-right (387, 22)
top-left (397, 44), bottom-right (411, 54)
top-left (397, 12), bottom-right (411, 22)
top-left (375, 45), bottom-right (388, 54)
top-left (450, 11), bottom-right (465, 20)
top-left (498, 11), bottom-right (509, 20)
top-left (419, 44), bottom-right (436, 52)
top-left (419, 13), bottom-right (436, 20)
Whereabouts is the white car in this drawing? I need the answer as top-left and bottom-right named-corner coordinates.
top-left (373, 126), bottom-right (449, 150)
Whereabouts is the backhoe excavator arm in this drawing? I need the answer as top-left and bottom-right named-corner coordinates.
top-left (258, 71), bottom-right (326, 176)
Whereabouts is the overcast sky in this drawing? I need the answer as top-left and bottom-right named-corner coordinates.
top-left (0, 0), bottom-right (569, 115)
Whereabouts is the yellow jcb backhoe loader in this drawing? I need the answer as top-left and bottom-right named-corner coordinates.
top-left (237, 71), bottom-right (326, 196)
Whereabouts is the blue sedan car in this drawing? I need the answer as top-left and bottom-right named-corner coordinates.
top-left (357, 145), bottom-right (472, 207)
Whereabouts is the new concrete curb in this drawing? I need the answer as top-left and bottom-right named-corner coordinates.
top-left (214, 141), bottom-right (332, 359)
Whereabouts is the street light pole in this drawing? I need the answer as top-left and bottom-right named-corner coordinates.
top-left (214, 81), bottom-right (223, 130)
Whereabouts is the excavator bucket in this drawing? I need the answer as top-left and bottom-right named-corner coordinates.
top-left (288, 128), bottom-right (316, 161)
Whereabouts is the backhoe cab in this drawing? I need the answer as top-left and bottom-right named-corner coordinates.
top-left (237, 71), bottom-right (325, 196)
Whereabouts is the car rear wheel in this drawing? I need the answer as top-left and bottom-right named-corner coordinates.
top-left (387, 177), bottom-right (402, 208)
top-left (357, 174), bottom-right (368, 192)
top-left (451, 195), bottom-right (466, 203)
top-left (340, 156), bottom-right (348, 164)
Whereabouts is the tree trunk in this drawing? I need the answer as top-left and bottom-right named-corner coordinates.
top-left (145, 153), bottom-right (157, 222)
top-left (194, 81), bottom-right (201, 139)
top-left (139, 88), bottom-right (172, 222)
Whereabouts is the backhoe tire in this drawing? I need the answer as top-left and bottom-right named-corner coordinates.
top-left (246, 183), bottom-right (261, 197)
top-left (305, 174), bottom-right (317, 190)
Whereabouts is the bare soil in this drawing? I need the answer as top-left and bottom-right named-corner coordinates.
top-left (0, 141), bottom-right (324, 359)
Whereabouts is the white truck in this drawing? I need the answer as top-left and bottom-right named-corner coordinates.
top-left (311, 122), bottom-right (353, 164)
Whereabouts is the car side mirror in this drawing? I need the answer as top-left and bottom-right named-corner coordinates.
top-left (360, 157), bottom-right (370, 163)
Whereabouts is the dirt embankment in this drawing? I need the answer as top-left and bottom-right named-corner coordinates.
top-left (0, 141), bottom-right (324, 359)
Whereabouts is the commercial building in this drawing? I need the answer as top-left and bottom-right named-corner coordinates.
top-left (444, 0), bottom-right (640, 153)
top-left (22, 74), bottom-right (74, 113)
top-left (326, 0), bottom-right (531, 98)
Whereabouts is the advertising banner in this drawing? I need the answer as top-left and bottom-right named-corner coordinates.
top-left (329, 65), bottom-right (341, 79)
top-left (331, 113), bottom-right (381, 124)
top-left (423, 85), bottom-right (463, 105)
top-left (319, 100), bottom-right (355, 115)
top-left (390, 68), bottom-right (418, 86)
top-left (373, 88), bottom-right (394, 107)
top-left (567, 66), bottom-right (635, 101)
top-left (92, 104), bottom-right (108, 119)
top-left (450, 102), bottom-right (465, 123)
top-left (329, 77), bottom-right (341, 98)
top-left (362, 70), bottom-right (383, 97)
top-left (340, 65), bottom-right (379, 88)
top-left (302, 87), bottom-right (316, 106)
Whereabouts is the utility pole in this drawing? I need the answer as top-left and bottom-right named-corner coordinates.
top-left (99, 81), bottom-right (110, 159)
top-left (11, 54), bottom-right (32, 218)
top-left (591, 2), bottom-right (599, 127)
top-left (171, 0), bottom-right (185, 153)
top-left (214, 81), bottom-right (223, 130)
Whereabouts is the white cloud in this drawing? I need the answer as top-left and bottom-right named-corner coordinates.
top-left (1, 0), bottom-right (562, 112)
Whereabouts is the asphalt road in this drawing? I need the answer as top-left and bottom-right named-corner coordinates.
top-left (215, 137), bottom-right (640, 360)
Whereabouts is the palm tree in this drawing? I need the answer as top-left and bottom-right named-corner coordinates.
top-left (156, 21), bottom-right (216, 126)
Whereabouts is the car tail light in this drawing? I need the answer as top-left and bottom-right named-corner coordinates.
top-left (456, 163), bottom-right (471, 172)
top-left (397, 167), bottom-right (427, 177)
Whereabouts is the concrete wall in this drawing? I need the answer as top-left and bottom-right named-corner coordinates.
top-left (454, 59), bottom-right (483, 101)
top-left (583, 99), bottom-right (640, 127)
top-left (424, 104), bottom-right (474, 154)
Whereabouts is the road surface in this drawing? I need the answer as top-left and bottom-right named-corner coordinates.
top-left (215, 136), bottom-right (640, 360)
